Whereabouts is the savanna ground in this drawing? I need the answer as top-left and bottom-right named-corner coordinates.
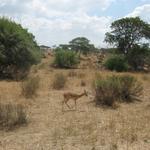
top-left (0, 54), bottom-right (150, 150)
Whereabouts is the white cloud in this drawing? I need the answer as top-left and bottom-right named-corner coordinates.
top-left (0, 0), bottom-right (115, 47)
top-left (17, 13), bottom-right (112, 47)
top-left (126, 4), bottom-right (150, 22)
top-left (0, 0), bottom-right (149, 47)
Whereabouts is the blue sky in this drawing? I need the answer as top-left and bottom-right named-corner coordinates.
top-left (0, 0), bottom-right (150, 47)
top-left (98, 0), bottom-right (150, 18)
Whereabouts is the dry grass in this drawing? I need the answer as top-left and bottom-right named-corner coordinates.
top-left (141, 74), bottom-right (150, 81)
top-left (68, 70), bottom-right (78, 77)
top-left (81, 80), bottom-right (86, 87)
top-left (94, 74), bottom-right (143, 107)
top-left (52, 73), bottom-right (67, 90)
top-left (0, 55), bottom-right (149, 150)
top-left (68, 71), bottom-right (86, 79)
top-left (21, 76), bottom-right (40, 98)
top-left (77, 72), bottom-right (86, 78)
top-left (0, 103), bottom-right (27, 130)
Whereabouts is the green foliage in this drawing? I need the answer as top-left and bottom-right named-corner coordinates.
top-left (106, 48), bottom-right (120, 54)
top-left (52, 73), bottom-right (67, 90)
top-left (104, 55), bottom-right (128, 72)
top-left (54, 49), bottom-right (79, 68)
top-left (58, 44), bottom-right (71, 51)
top-left (105, 17), bottom-right (150, 54)
top-left (69, 37), bottom-right (96, 54)
top-left (0, 103), bottom-right (27, 130)
top-left (21, 76), bottom-right (40, 98)
top-left (94, 74), bottom-right (143, 107)
top-left (127, 44), bottom-right (150, 70)
top-left (0, 17), bottom-right (42, 79)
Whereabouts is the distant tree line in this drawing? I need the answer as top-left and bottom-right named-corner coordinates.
top-left (57, 37), bottom-right (98, 54)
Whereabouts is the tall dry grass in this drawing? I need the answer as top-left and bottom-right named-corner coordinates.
top-left (94, 74), bottom-right (143, 107)
top-left (52, 73), bottom-right (67, 90)
top-left (21, 76), bottom-right (40, 98)
top-left (0, 103), bottom-right (27, 130)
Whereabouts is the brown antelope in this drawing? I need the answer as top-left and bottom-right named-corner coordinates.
top-left (62, 90), bottom-right (88, 111)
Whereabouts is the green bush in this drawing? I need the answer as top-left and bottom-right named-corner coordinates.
top-left (0, 17), bottom-right (42, 79)
top-left (0, 103), bottom-right (27, 130)
top-left (94, 74), bottom-right (143, 107)
top-left (53, 49), bottom-right (79, 68)
top-left (104, 55), bottom-right (128, 72)
top-left (21, 76), bottom-right (40, 98)
top-left (52, 73), bottom-right (67, 90)
top-left (127, 44), bottom-right (150, 71)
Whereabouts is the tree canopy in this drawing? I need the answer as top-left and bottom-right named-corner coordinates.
top-left (105, 17), bottom-right (150, 54)
top-left (69, 37), bottom-right (96, 54)
top-left (0, 17), bottom-right (42, 79)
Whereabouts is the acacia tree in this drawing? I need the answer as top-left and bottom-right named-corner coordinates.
top-left (105, 17), bottom-right (150, 54)
top-left (69, 37), bottom-right (96, 54)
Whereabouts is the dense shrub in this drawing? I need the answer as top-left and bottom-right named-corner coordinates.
top-left (52, 73), bottom-right (67, 90)
top-left (0, 17), bottom-right (42, 79)
top-left (53, 49), bottom-right (79, 68)
top-left (21, 76), bottom-right (40, 98)
top-left (105, 48), bottom-right (122, 55)
top-left (127, 44), bottom-right (150, 71)
top-left (104, 55), bottom-right (128, 72)
top-left (0, 103), bottom-right (27, 130)
top-left (94, 74), bottom-right (143, 107)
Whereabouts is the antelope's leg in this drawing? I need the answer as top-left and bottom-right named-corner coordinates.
top-left (65, 101), bottom-right (71, 109)
top-left (62, 101), bottom-right (64, 111)
top-left (62, 98), bottom-right (66, 111)
top-left (75, 100), bottom-right (77, 110)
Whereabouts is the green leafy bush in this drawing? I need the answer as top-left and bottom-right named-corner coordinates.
top-left (104, 55), bottom-right (128, 72)
top-left (0, 103), bottom-right (27, 130)
top-left (0, 17), bottom-right (42, 79)
top-left (53, 49), bottom-right (79, 68)
top-left (127, 44), bottom-right (150, 71)
top-left (21, 76), bottom-right (40, 98)
top-left (94, 74), bottom-right (143, 107)
top-left (52, 73), bottom-right (67, 90)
